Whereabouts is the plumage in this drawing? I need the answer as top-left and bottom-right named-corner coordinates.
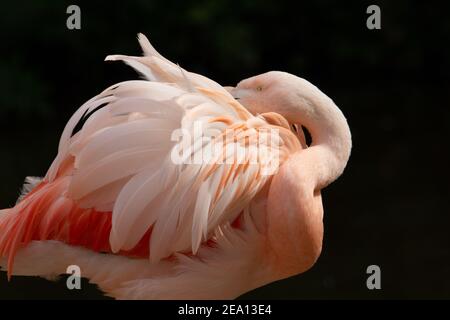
top-left (0, 33), bottom-right (351, 299)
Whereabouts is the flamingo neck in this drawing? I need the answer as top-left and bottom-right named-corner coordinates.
top-left (295, 95), bottom-right (352, 189)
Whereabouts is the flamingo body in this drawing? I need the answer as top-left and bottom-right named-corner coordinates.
top-left (0, 34), bottom-right (351, 299)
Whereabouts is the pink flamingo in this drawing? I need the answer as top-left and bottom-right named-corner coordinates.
top-left (0, 34), bottom-right (351, 299)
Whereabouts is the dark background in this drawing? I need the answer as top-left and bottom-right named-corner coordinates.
top-left (0, 0), bottom-right (449, 299)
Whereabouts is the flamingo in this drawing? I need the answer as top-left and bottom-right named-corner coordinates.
top-left (0, 34), bottom-right (351, 299)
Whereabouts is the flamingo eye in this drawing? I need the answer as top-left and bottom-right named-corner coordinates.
top-left (256, 86), bottom-right (263, 92)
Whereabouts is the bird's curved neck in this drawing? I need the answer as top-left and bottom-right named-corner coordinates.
top-left (295, 95), bottom-right (352, 189)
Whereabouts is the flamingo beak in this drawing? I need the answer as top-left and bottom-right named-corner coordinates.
top-left (229, 88), bottom-right (252, 100)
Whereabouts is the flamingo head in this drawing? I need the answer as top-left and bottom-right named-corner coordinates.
top-left (229, 71), bottom-right (326, 125)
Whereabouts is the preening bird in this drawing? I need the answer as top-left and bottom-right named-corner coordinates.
top-left (0, 34), bottom-right (351, 299)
